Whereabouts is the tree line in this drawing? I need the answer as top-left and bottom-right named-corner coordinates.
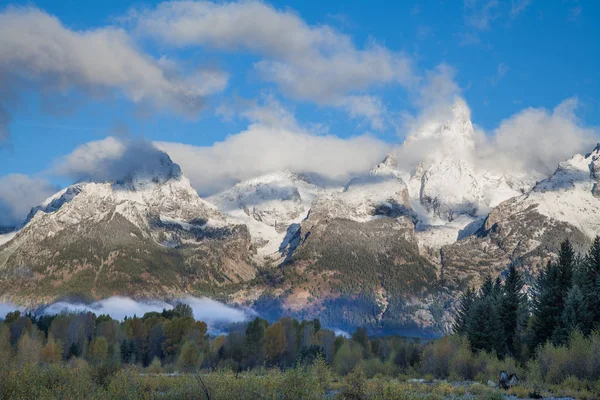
top-left (454, 237), bottom-right (600, 361)
top-left (0, 301), bottom-right (428, 376)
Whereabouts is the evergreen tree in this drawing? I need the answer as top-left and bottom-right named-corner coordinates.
top-left (480, 276), bottom-right (494, 298)
top-left (552, 285), bottom-right (588, 345)
top-left (500, 266), bottom-right (526, 357)
top-left (244, 318), bottom-right (269, 367)
top-left (467, 296), bottom-right (502, 354)
top-left (587, 236), bottom-right (600, 273)
top-left (453, 287), bottom-right (475, 336)
top-left (557, 239), bottom-right (575, 292)
top-left (531, 261), bottom-right (561, 349)
top-left (493, 276), bottom-right (503, 296)
top-left (351, 327), bottom-right (369, 350)
top-left (576, 237), bottom-right (600, 333)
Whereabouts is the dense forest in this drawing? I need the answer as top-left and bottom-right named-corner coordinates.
top-left (2, 239), bottom-right (600, 399)
top-left (455, 237), bottom-right (600, 360)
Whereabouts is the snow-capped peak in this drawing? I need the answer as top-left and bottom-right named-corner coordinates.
top-left (499, 144), bottom-right (600, 240)
top-left (405, 98), bottom-right (476, 157)
top-left (208, 170), bottom-right (324, 258)
top-left (533, 143), bottom-right (600, 193)
top-left (14, 152), bottom-right (225, 252)
top-left (370, 153), bottom-right (405, 180)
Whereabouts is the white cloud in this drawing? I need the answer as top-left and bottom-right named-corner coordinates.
top-left (157, 128), bottom-right (389, 196)
top-left (400, 64), bottom-right (461, 138)
top-left (130, 0), bottom-right (414, 129)
top-left (51, 98), bottom-right (389, 196)
top-left (40, 295), bottom-right (252, 324)
top-left (0, 174), bottom-right (58, 227)
top-left (51, 136), bottom-right (126, 181)
top-left (338, 95), bottom-right (387, 131)
top-left (181, 296), bottom-right (253, 324)
top-left (51, 136), bottom-right (184, 184)
top-left (0, 6), bottom-right (228, 141)
top-left (485, 97), bottom-right (598, 175)
top-left (156, 100), bottom-right (389, 195)
top-left (397, 65), bottom-right (599, 181)
top-left (157, 125), bottom-right (389, 196)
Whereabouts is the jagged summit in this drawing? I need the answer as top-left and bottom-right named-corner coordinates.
top-left (585, 143), bottom-right (600, 159)
top-left (372, 153), bottom-right (398, 172)
top-left (405, 98), bottom-right (476, 156)
top-left (369, 152), bottom-right (407, 181)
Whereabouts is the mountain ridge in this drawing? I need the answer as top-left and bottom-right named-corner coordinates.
top-left (2, 110), bottom-right (599, 335)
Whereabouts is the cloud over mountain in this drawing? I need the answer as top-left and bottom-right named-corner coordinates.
top-left (50, 99), bottom-right (389, 196)
top-left (397, 65), bottom-right (599, 180)
top-left (51, 137), bottom-right (181, 183)
top-left (0, 174), bottom-right (58, 227)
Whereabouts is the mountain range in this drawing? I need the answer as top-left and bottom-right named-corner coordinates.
top-left (1, 100), bottom-right (597, 336)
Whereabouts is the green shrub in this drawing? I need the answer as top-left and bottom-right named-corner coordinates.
top-left (334, 342), bottom-right (364, 375)
top-left (341, 365), bottom-right (366, 400)
top-left (420, 336), bottom-right (457, 379)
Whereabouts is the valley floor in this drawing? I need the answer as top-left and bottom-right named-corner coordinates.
top-left (0, 366), bottom-right (586, 400)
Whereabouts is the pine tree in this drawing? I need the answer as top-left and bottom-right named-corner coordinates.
top-left (480, 276), bottom-right (494, 298)
top-left (244, 317), bottom-right (268, 367)
top-left (552, 285), bottom-right (588, 345)
top-left (467, 296), bottom-right (502, 354)
top-left (500, 266), bottom-right (526, 357)
top-left (453, 287), bottom-right (475, 336)
top-left (531, 261), bottom-right (562, 349)
top-left (577, 237), bottom-right (600, 333)
top-left (493, 276), bottom-right (503, 296)
top-left (557, 239), bottom-right (575, 292)
top-left (586, 236), bottom-right (600, 275)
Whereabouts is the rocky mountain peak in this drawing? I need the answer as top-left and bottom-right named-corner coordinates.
top-left (112, 149), bottom-right (182, 189)
top-left (405, 98), bottom-right (475, 156)
top-left (372, 153), bottom-right (398, 172)
top-left (370, 152), bottom-right (406, 181)
top-left (586, 143), bottom-right (600, 182)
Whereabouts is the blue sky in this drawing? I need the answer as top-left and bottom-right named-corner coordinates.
top-left (0, 0), bottom-right (599, 226)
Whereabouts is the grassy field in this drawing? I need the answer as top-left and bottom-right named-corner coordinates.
top-left (0, 361), bottom-right (590, 400)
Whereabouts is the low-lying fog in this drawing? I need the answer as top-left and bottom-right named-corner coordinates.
top-left (0, 296), bottom-right (256, 333)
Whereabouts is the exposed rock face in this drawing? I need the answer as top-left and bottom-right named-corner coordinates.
top-left (251, 211), bottom-right (449, 335)
top-left (0, 152), bottom-right (255, 305)
top-left (4, 117), bottom-right (600, 337)
top-left (240, 164), bottom-right (452, 335)
top-left (441, 145), bottom-right (600, 290)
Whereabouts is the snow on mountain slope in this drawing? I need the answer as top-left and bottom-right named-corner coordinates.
top-left (440, 145), bottom-right (600, 290)
top-left (305, 158), bottom-right (414, 227)
top-left (20, 175), bottom-right (223, 245)
top-left (1, 149), bottom-right (236, 256)
top-left (404, 99), bottom-right (524, 224)
top-left (503, 144), bottom-right (600, 239)
top-left (0, 148), bottom-right (256, 303)
top-left (208, 171), bottom-right (323, 257)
